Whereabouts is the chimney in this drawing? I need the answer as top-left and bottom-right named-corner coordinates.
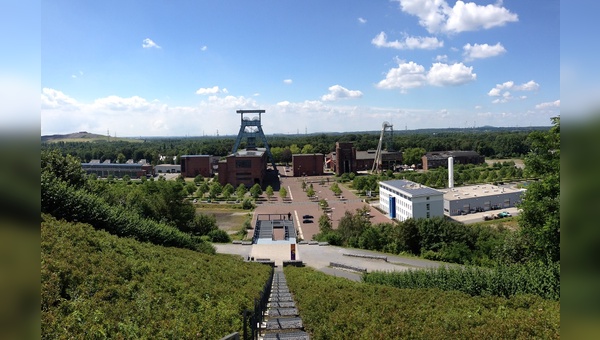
top-left (448, 156), bottom-right (454, 188)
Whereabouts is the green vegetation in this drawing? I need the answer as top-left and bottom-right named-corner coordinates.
top-left (42, 215), bottom-right (271, 339)
top-left (315, 213), bottom-right (515, 267)
top-left (284, 266), bottom-right (559, 339)
top-left (364, 260), bottom-right (559, 301)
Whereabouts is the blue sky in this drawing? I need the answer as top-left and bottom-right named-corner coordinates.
top-left (41, 0), bottom-right (560, 137)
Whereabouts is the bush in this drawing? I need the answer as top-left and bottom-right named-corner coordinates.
top-left (208, 229), bottom-right (232, 243)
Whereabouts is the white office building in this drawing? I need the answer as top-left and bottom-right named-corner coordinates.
top-left (379, 180), bottom-right (444, 221)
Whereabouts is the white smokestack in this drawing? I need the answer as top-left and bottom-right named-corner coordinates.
top-left (448, 156), bottom-right (454, 188)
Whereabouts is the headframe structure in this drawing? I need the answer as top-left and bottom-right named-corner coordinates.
top-left (231, 109), bottom-right (277, 170)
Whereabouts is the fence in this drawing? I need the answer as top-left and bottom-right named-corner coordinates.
top-left (241, 265), bottom-right (274, 340)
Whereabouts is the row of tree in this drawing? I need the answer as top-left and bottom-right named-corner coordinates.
top-left (42, 127), bottom-right (542, 166)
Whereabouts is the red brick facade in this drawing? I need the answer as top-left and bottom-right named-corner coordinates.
top-left (292, 154), bottom-right (324, 177)
top-left (180, 155), bottom-right (213, 178)
top-left (218, 149), bottom-right (268, 188)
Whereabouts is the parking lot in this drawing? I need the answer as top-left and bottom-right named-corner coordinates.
top-left (248, 174), bottom-right (389, 241)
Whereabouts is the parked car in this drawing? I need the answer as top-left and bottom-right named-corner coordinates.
top-left (497, 211), bottom-right (512, 218)
top-left (302, 214), bottom-right (314, 219)
top-left (302, 219), bottom-right (313, 223)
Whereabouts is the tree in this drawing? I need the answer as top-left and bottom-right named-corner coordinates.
top-left (403, 147), bottom-right (426, 166)
top-left (301, 144), bottom-right (315, 154)
top-left (279, 187), bottom-right (288, 201)
top-left (41, 149), bottom-right (86, 188)
top-left (301, 181), bottom-right (307, 191)
top-left (209, 181), bottom-right (223, 199)
top-left (289, 144), bottom-right (301, 155)
top-left (265, 185), bottom-right (274, 201)
top-left (250, 183), bottom-right (262, 199)
top-left (117, 152), bottom-right (127, 164)
top-left (306, 186), bottom-right (315, 198)
top-left (194, 174), bottom-right (204, 186)
top-left (222, 183), bottom-right (234, 201)
top-left (236, 184), bottom-right (247, 201)
top-left (197, 182), bottom-right (209, 198)
top-left (518, 117), bottom-right (560, 263)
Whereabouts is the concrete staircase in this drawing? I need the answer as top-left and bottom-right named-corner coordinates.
top-left (261, 269), bottom-right (309, 340)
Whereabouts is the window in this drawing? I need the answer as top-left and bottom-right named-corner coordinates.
top-left (426, 212), bottom-right (430, 218)
top-left (426, 203), bottom-right (430, 210)
top-left (426, 196), bottom-right (430, 200)
top-left (236, 160), bottom-right (251, 168)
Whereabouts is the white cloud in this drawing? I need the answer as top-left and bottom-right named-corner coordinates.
top-left (376, 61), bottom-right (427, 92)
top-left (283, 79), bottom-right (293, 84)
top-left (201, 45), bottom-right (208, 51)
top-left (463, 43), bottom-right (506, 61)
top-left (142, 38), bottom-right (161, 49)
top-left (427, 62), bottom-right (476, 86)
top-left (371, 31), bottom-right (443, 50)
top-left (358, 17), bottom-right (367, 24)
top-left (377, 61), bottom-right (475, 92)
top-left (435, 55), bottom-right (448, 62)
top-left (41, 88), bottom-right (80, 109)
top-left (535, 100), bottom-right (560, 109)
top-left (487, 80), bottom-right (540, 103)
top-left (395, 0), bottom-right (518, 34)
top-left (196, 86), bottom-right (223, 95)
top-left (321, 85), bottom-right (363, 101)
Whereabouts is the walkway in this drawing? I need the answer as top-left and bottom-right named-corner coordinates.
top-left (261, 268), bottom-right (309, 340)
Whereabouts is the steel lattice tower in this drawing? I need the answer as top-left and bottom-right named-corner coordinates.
top-left (231, 110), bottom-right (277, 170)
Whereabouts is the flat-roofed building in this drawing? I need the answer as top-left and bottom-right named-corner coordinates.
top-left (379, 179), bottom-right (444, 221)
top-left (154, 164), bottom-right (181, 174)
top-left (180, 155), bottom-right (216, 178)
top-left (81, 161), bottom-right (153, 178)
top-left (218, 148), bottom-right (268, 188)
top-left (292, 153), bottom-right (324, 177)
top-left (422, 151), bottom-right (484, 170)
top-left (441, 184), bottom-right (525, 216)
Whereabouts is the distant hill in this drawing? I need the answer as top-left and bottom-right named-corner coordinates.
top-left (41, 131), bottom-right (140, 143)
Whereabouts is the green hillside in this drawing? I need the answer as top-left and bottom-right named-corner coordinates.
top-left (284, 266), bottom-right (559, 339)
top-left (41, 131), bottom-right (141, 143)
top-left (41, 214), bottom-right (271, 339)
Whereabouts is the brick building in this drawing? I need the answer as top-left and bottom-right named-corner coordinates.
top-left (422, 151), bottom-right (484, 170)
top-left (218, 148), bottom-right (268, 188)
top-left (292, 153), bottom-right (324, 177)
top-left (180, 155), bottom-right (216, 178)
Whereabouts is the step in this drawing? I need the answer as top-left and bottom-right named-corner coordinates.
top-left (265, 317), bottom-right (303, 330)
top-left (267, 307), bottom-right (299, 317)
top-left (268, 301), bottom-right (296, 308)
top-left (262, 330), bottom-right (310, 340)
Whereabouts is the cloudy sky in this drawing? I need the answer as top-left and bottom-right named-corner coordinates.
top-left (41, 0), bottom-right (560, 137)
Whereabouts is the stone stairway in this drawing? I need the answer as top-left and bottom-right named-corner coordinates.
top-left (261, 269), bottom-right (310, 340)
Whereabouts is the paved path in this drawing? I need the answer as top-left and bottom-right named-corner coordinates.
top-left (250, 175), bottom-right (390, 241)
top-left (215, 243), bottom-right (440, 282)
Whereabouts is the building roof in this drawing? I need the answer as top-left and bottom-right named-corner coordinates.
top-left (232, 148), bottom-right (266, 157)
top-left (292, 153), bottom-right (324, 157)
top-left (424, 150), bottom-right (481, 160)
top-left (181, 154), bottom-right (211, 158)
top-left (380, 179), bottom-right (443, 197)
top-left (441, 184), bottom-right (525, 201)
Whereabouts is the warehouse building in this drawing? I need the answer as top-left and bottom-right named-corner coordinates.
top-left (81, 159), bottom-right (153, 178)
top-left (327, 142), bottom-right (402, 175)
top-left (442, 184), bottom-right (525, 216)
top-left (379, 179), bottom-right (444, 221)
top-left (422, 151), bottom-right (484, 170)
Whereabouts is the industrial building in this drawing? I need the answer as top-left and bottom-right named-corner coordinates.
top-left (292, 153), bottom-right (324, 177)
top-left (180, 155), bottom-right (217, 178)
top-left (422, 151), bottom-right (484, 170)
top-left (327, 142), bottom-right (402, 175)
top-left (154, 164), bottom-right (181, 174)
top-left (379, 179), bottom-right (444, 222)
top-left (81, 159), bottom-right (153, 178)
top-left (441, 184), bottom-right (525, 216)
top-left (217, 109), bottom-right (276, 188)
top-left (218, 148), bottom-right (268, 188)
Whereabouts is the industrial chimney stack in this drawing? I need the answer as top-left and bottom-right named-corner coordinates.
top-left (448, 156), bottom-right (454, 188)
